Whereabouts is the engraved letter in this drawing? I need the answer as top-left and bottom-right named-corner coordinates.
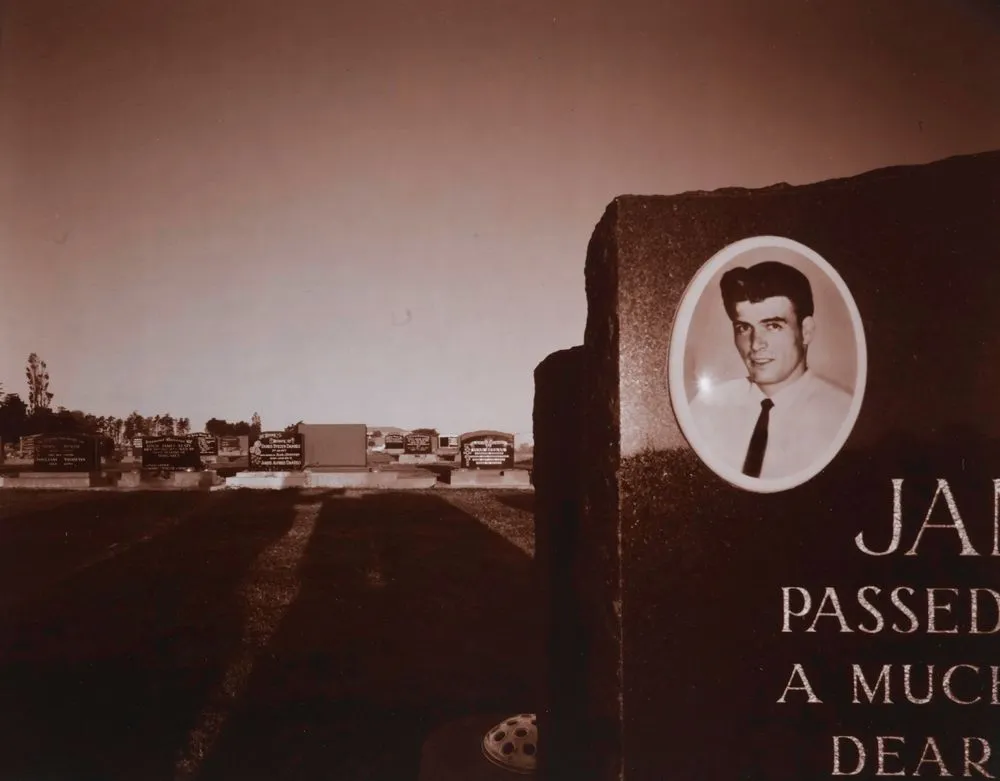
top-left (906, 479), bottom-right (980, 556)
top-left (777, 664), bottom-right (823, 704)
top-left (833, 736), bottom-right (866, 776)
top-left (855, 479), bottom-right (903, 556)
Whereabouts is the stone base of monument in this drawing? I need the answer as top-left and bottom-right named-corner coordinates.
top-left (171, 470), bottom-right (215, 489)
top-left (398, 453), bottom-right (439, 465)
top-left (307, 470), bottom-right (397, 488)
top-left (224, 471), bottom-right (310, 490)
top-left (446, 469), bottom-right (533, 489)
top-left (417, 712), bottom-right (537, 781)
top-left (115, 470), bottom-right (142, 488)
top-left (393, 472), bottom-right (439, 489)
top-left (306, 469), bottom-right (438, 489)
top-left (0, 471), bottom-right (108, 489)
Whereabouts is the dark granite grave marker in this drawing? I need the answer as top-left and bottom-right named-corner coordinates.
top-left (141, 436), bottom-right (202, 471)
top-left (189, 433), bottom-right (219, 456)
top-left (459, 430), bottom-right (515, 469)
top-left (534, 150), bottom-right (1000, 780)
top-left (403, 433), bottom-right (433, 455)
top-left (218, 435), bottom-right (248, 456)
top-left (33, 434), bottom-right (100, 472)
top-left (19, 433), bottom-right (42, 460)
top-left (384, 432), bottom-right (405, 451)
top-left (249, 431), bottom-right (304, 470)
top-left (297, 423), bottom-right (366, 467)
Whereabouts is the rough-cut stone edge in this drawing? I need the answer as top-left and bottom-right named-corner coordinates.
top-left (613, 148), bottom-right (1000, 201)
top-left (582, 201), bottom-right (624, 781)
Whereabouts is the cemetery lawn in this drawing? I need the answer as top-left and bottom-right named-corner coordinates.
top-left (0, 488), bottom-right (539, 781)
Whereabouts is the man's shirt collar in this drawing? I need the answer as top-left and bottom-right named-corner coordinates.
top-left (746, 368), bottom-right (814, 409)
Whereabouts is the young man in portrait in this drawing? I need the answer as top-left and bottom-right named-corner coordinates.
top-left (689, 261), bottom-right (852, 480)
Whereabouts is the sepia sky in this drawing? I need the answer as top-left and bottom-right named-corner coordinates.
top-left (1, 0), bottom-right (998, 439)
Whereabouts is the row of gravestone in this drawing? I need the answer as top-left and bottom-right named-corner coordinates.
top-left (136, 433), bottom-right (300, 471)
top-left (382, 430), bottom-right (515, 467)
top-left (15, 429), bottom-right (518, 472)
top-left (16, 432), bottom-right (283, 472)
top-left (129, 433), bottom-right (249, 459)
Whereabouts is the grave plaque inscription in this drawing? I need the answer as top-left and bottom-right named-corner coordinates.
top-left (249, 432), bottom-right (304, 470)
top-left (190, 433), bottom-right (219, 456)
top-left (217, 435), bottom-right (247, 456)
top-left (459, 431), bottom-right (515, 469)
top-left (403, 433), bottom-right (433, 455)
top-left (33, 434), bottom-right (100, 472)
top-left (141, 436), bottom-right (202, 471)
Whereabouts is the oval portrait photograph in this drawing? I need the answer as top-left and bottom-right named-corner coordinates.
top-left (668, 236), bottom-right (867, 493)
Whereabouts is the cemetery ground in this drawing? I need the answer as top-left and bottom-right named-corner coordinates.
top-left (0, 487), bottom-right (539, 781)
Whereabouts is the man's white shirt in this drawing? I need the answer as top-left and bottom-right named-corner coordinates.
top-left (688, 369), bottom-right (853, 480)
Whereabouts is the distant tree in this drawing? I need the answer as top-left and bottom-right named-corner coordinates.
top-left (176, 417), bottom-right (191, 435)
top-left (0, 393), bottom-right (29, 445)
top-left (111, 416), bottom-right (125, 445)
top-left (101, 416), bottom-right (124, 446)
top-left (25, 353), bottom-right (54, 414)
top-left (250, 411), bottom-right (262, 440)
top-left (283, 420), bottom-right (303, 437)
top-left (410, 427), bottom-right (439, 436)
top-left (47, 408), bottom-right (85, 434)
top-left (123, 411), bottom-right (144, 441)
top-left (205, 417), bottom-right (253, 436)
top-left (205, 418), bottom-right (229, 436)
top-left (371, 429), bottom-right (383, 438)
top-left (158, 413), bottom-right (175, 436)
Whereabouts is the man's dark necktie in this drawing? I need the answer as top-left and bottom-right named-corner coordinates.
top-left (742, 398), bottom-right (775, 478)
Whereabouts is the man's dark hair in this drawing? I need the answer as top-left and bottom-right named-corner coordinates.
top-left (719, 261), bottom-right (814, 321)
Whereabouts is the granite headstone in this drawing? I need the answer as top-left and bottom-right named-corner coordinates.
top-left (534, 150), bottom-right (1000, 780)
top-left (249, 431), bottom-right (304, 471)
top-left (141, 436), bottom-right (203, 471)
top-left (459, 431), bottom-right (515, 470)
top-left (32, 433), bottom-right (100, 472)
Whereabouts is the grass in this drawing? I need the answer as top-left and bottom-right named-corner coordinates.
top-left (0, 488), bottom-right (539, 781)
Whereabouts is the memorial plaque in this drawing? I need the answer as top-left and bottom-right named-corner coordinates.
top-left (249, 431), bottom-right (304, 470)
top-left (403, 433), bottom-right (433, 455)
top-left (32, 434), bottom-right (100, 472)
top-left (383, 433), bottom-right (405, 450)
top-left (19, 433), bottom-right (42, 460)
top-left (189, 433), bottom-right (219, 456)
top-left (141, 436), bottom-right (202, 471)
top-left (459, 430), bottom-right (515, 469)
top-left (218, 435), bottom-right (248, 456)
top-left (534, 150), bottom-right (1000, 780)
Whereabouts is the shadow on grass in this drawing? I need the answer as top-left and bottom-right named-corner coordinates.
top-left (199, 491), bottom-right (541, 781)
top-left (0, 490), bottom-right (302, 781)
top-left (0, 492), bottom-right (222, 603)
top-left (494, 492), bottom-right (535, 513)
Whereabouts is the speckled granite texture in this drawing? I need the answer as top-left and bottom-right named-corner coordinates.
top-left (536, 149), bottom-right (1000, 780)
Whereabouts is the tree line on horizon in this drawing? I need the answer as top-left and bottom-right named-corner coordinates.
top-left (0, 353), bottom-right (284, 449)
